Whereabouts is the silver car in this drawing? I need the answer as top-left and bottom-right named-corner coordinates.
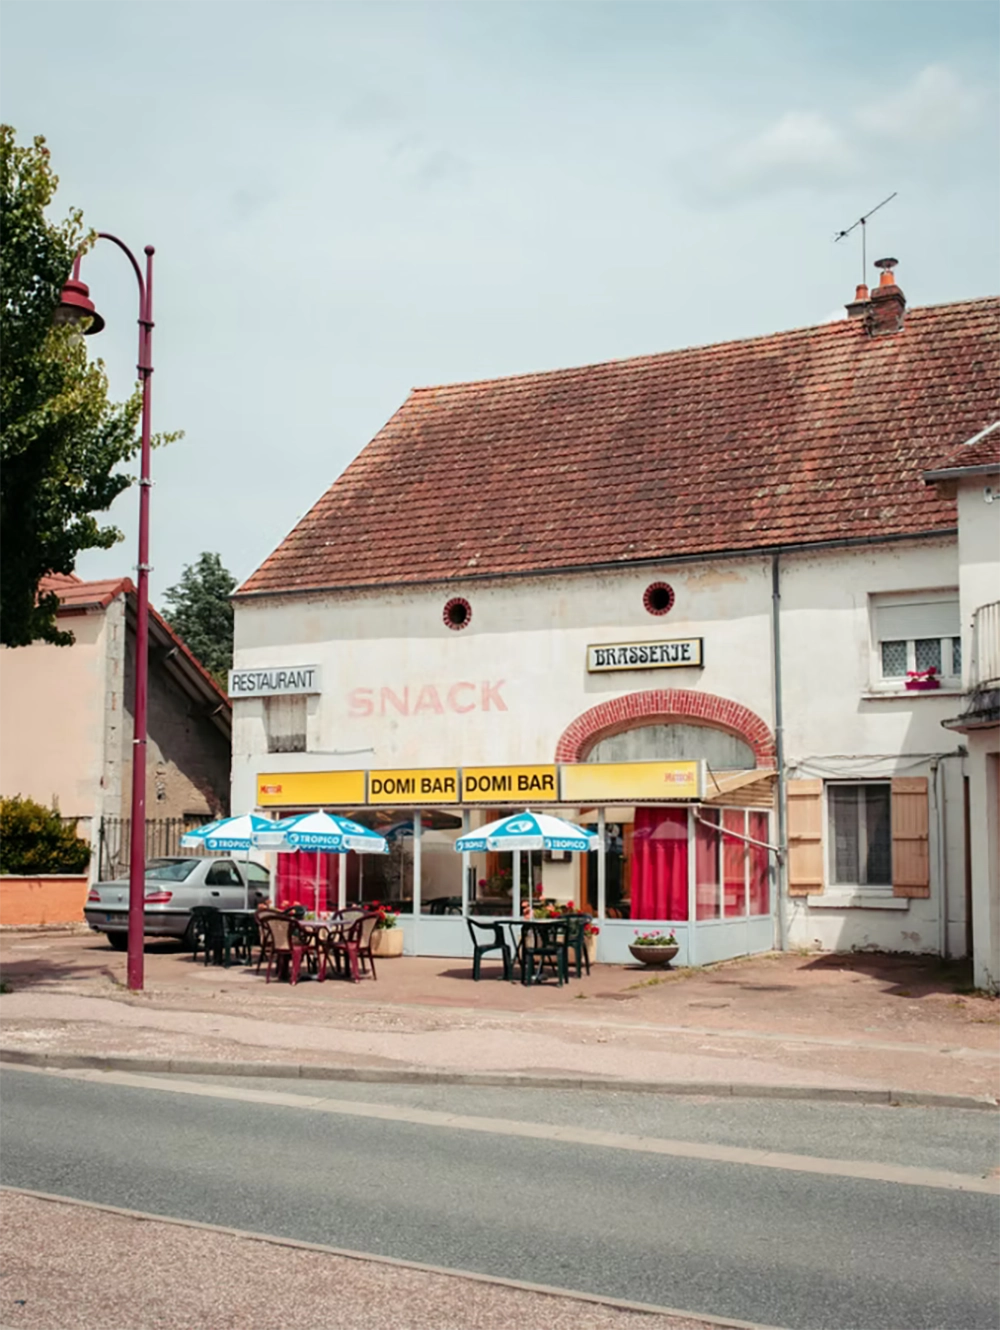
top-left (84, 857), bottom-right (271, 949)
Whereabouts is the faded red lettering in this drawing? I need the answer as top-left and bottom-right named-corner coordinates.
top-left (481, 680), bottom-right (507, 712)
top-left (347, 688), bottom-right (374, 717)
top-left (380, 686), bottom-right (410, 716)
top-left (413, 684), bottom-right (445, 715)
top-left (446, 682), bottom-right (477, 714)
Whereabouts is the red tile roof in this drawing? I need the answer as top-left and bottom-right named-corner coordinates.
top-left (925, 420), bottom-right (1000, 477)
top-left (38, 574), bottom-right (230, 715)
top-left (240, 296), bottom-right (1000, 597)
top-left (39, 573), bottom-right (132, 610)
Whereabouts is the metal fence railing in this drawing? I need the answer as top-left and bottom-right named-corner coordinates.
top-left (96, 816), bottom-right (213, 882)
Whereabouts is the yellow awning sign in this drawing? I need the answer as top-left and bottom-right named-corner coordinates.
top-left (369, 769), bottom-right (460, 804)
top-left (461, 765), bottom-right (558, 802)
top-left (560, 761), bottom-right (703, 803)
top-left (256, 770), bottom-right (366, 808)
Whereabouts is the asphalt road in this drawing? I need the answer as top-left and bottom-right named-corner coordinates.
top-left (2, 1068), bottom-right (998, 1330)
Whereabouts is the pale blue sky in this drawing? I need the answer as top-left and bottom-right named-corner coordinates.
top-left (3, 1), bottom-right (998, 601)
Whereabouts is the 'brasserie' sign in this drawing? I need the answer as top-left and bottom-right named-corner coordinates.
top-left (587, 638), bottom-right (703, 673)
top-left (228, 665), bottom-right (322, 697)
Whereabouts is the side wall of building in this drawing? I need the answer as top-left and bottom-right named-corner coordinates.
top-left (121, 630), bottom-right (230, 823)
top-left (0, 607), bottom-right (110, 828)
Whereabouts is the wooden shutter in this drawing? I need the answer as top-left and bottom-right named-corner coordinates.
top-left (892, 777), bottom-right (930, 898)
top-left (787, 779), bottom-right (824, 896)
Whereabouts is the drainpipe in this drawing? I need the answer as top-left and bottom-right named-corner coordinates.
top-left (771, 553), bottom-right (788, 951)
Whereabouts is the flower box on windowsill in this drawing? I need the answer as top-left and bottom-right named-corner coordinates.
top-left (904, 669), bottom-right (940, 691)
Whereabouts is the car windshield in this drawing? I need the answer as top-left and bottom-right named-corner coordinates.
top-left (244, 862), bottom-right (270, 884)
top-left (144, 859), bottom-right (199, 882)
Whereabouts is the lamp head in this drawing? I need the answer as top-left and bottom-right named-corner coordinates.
top-left (55, 264), bottom-right (105, 335)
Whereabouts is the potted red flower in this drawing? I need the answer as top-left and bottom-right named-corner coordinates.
top-left (905, 667), bottom-right (940, 691)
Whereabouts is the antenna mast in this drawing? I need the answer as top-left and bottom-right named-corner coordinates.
top-left (834, 192), bottom-right (898, 282)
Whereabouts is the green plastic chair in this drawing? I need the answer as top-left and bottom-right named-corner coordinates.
top-left (519, 919), bottom-right (568, 986)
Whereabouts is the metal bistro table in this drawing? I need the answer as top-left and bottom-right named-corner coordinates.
top-left (481, 916), bottom-right (570, 986)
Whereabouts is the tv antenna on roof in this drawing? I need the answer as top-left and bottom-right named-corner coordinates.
top-left (834, 192), bottom-right (898, 282)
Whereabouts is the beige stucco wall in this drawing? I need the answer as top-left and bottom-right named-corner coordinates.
top-left (0, 610), bottom-right (109, 820)
top-left (232, 536), bottom-right (970, 956)
top-left (953, 475), bottom-right (1000, 991)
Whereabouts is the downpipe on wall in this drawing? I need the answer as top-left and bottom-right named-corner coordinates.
top-left (771, 553), bottom-right (788, 951)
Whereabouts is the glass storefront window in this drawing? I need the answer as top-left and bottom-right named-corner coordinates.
top-left (631, 806), bottom-right (689, 921)
top-left (695, 810), bottom-right (720, 920)
top-left (749, 811), bottom-right (770, 915)
top-left (723, 810), bottom-right (747, 917)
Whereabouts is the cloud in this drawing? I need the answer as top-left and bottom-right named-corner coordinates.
top-left (696, 110), bottom-right (858, 201)
top-left (856, 64), bottom-right (983, 143)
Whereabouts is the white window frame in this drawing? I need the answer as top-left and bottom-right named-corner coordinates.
top-left (868, 589), bottom-right (961, 693)
top-left (824, 780), bottom-right (893, 895)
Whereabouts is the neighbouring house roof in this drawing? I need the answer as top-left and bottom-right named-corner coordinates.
top-left (923, 420), bottom-right (1000, 482)
top-left (239, 295), bottom-right (1000, 598)
top-left (39, 572), bottom-right (132, 610)
top-left (40, 574), bottom-right (231, 735)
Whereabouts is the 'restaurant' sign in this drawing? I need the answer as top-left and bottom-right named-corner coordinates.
top-left (229, 665), bottom-right (322, 697)
top-left (587, 639), bottom-right (703, 673)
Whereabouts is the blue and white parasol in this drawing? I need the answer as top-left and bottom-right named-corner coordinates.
top-left (251, 810), bottom-right (388, 855)
top-left (180, 813), bottom-right (275, 853)
top-left (455, 810), bottom-right (601, 854)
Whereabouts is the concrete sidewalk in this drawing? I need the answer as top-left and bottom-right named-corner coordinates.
top-left (1, 931), bottom-right (997, 1104)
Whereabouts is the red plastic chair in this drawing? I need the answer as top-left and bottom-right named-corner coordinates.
top-left (263, 916), bottom-right (321, 986)
top-left (327, 913), bottom-right (379, 982)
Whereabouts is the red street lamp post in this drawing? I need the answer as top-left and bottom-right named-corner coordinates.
top-left (58, 237), bottom-right (155, 992)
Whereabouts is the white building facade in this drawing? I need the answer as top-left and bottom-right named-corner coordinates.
top-left (232, 280), bottom-right (999, 970)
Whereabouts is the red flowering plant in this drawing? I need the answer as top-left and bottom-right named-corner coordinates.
top-left (367, 900), bottom-right (399, 929)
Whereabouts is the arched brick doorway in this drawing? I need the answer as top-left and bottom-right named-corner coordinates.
top-left (554, 688), bottom-right (775, 767)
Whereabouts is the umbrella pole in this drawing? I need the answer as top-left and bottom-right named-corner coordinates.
top-left (316, 850), bottom-right (321, 916)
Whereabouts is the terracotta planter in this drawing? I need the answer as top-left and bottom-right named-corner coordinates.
top-left (628, 943), bottom-right (679, 968)
top-left (370, 927), bottom-right (404, 957)
top-left (584, 933), bottom-right (597, 965)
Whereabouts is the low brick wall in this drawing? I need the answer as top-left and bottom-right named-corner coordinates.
top-left (0, 875), bottom-right (89, 927)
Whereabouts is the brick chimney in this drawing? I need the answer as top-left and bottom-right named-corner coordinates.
top-left (866, 258), bottom-right (906, 336)
top-left (845, 283), bottom-right (870, 319)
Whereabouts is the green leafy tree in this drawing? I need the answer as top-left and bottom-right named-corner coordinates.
top-left (162, 552), bottom-right (237, 685)
top-left (0, 795), bottom-right (91, 874)
top-left (0, 126), bottom-right (177, 648)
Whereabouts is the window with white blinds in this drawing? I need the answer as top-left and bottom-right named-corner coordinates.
top-left (264, 695), bottom-right (307, 753)
top-left (872, 592), bottom-right (961, 685)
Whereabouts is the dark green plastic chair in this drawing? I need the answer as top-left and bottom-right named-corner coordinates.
top-left (467, 918), bottom-right (512, 980)
top-left (187, 906), bottom-right (217, 962)
top-left (563, 914), bottom-right (592, 978)
top-left (519, 919), bottom-right (568, 986)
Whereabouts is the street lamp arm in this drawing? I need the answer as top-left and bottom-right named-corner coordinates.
top-left (95, 233), bottom-right (147, 308)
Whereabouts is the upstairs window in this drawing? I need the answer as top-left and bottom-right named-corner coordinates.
top-left (265, 695), bottom-right (307, 753)
top-left (871, 591), bottom-right (961, 688)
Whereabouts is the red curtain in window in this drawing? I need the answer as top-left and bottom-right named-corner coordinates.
top-left (631, 807), bottom-right (689, 921)
top-left (723, 810), bottom-right (746, 917)
top-left (695, 810), bottom-right (720, 920)
top-left (749, 811), bottom-right (770, 915)
top-left (276, 851), bottom-right (339, 912)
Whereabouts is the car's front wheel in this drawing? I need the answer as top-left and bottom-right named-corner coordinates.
top-left (106, 933), bottom-right (128, 951)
